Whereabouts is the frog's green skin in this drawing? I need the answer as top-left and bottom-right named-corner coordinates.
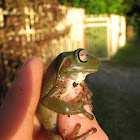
top-left (37, 48), bottom-right (99, 139)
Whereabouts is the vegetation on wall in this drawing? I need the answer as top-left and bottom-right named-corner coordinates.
top-left (0, 0), bottom-right (69, 94)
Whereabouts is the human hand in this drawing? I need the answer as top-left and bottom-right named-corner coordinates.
top-left (0, 56), bottom-right (109, 140)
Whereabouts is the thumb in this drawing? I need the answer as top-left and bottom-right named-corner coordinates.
top-left (0, 56), bottom-right (44, 140)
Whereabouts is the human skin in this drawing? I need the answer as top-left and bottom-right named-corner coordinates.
top-left (0, 56), bottom-right (109, 140)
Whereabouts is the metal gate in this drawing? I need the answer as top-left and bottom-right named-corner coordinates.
top-left (86, 15), bottom-right (110, 60)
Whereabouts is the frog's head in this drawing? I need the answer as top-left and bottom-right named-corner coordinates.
top-left (58, 48), bottom-right (99, 78)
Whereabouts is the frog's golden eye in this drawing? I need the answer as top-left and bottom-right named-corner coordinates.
top-left (78, 50), bottom-right (88, 62)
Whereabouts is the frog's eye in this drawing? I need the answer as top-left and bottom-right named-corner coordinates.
top-left (78, 50), bottom-right (88, 62)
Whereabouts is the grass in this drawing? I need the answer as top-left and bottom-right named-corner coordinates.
top-left (90, 88), bottom-right (140, 140)
top-left (89, 37), bottom-right (140, 139)
top-left (111, 38), bottom-right (140, 67)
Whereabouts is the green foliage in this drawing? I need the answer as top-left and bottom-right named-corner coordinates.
top-left (107, 0), bottom-right (123, 14)
top-left (126, 2), bottom-right (140, 36)
top-left (59, 0), bottom-right (68, 5)
top-left (127, 14), bottom-right (140, 36)
top-left (112, 39), bottom-right (140, 66)
top-left (92, 88), bottom-right (140, 140)
top-left (119, 0), bottom-right (134, 14)
top-left (58, 0), bottom-right (140, 18)
top-left (58, 0), bottom-right (124, 15)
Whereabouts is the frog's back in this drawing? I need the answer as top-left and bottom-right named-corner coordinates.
top-left (37, 54), bottom-right (61, 132)
top-left (40, 53), bottom-right (64, 99)
top-left (37, 52), bottom-right (69, 133)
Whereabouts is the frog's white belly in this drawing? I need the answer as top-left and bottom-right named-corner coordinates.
top-left (60, 72), bottom-right (88, 99)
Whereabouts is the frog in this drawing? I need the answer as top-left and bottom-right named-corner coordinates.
top-left (37, 48), bottom-right (99, 140)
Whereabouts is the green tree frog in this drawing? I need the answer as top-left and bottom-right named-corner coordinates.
top-left (37, 48), bottom-right (99, 139)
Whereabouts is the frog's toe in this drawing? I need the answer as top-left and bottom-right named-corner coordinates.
top-left (62, 123), bottom-right (81, 140)
top-left (83, 111), bottom-right (94, 120)
top-left (64, 123), bottom-right (97, 140)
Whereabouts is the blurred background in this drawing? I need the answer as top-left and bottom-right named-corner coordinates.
top-left (0, 0), bottom-right (140, 139)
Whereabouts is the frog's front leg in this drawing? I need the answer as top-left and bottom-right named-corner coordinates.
top-left (41, 86), bottom-right (94, 120)
top-left (72, 81), bottom-right (93, 111)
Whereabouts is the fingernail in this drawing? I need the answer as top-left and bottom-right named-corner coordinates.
top-left (28, 54), bottom-right (32, 59)
top-left (20, 55), bottom-right (33, 70)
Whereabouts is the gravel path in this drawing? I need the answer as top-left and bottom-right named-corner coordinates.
top-left (86, 63), bottom-right (140, 94)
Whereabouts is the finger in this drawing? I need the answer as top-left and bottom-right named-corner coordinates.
top-left (0, 56), bottom-right (44, 140)
top-left (58, 106), bottom-right (109, 140)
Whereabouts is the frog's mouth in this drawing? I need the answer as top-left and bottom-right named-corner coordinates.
top-left (69, 66), bottom-right (99, 73)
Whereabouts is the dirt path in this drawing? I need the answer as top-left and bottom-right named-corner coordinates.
top-left (86, 63), bottom-right (140, 94)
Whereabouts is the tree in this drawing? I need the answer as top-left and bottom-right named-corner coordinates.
top-left (58, 0), bottom-right (124, 15)
top-left (126, 1), bottom-right (140, 36)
